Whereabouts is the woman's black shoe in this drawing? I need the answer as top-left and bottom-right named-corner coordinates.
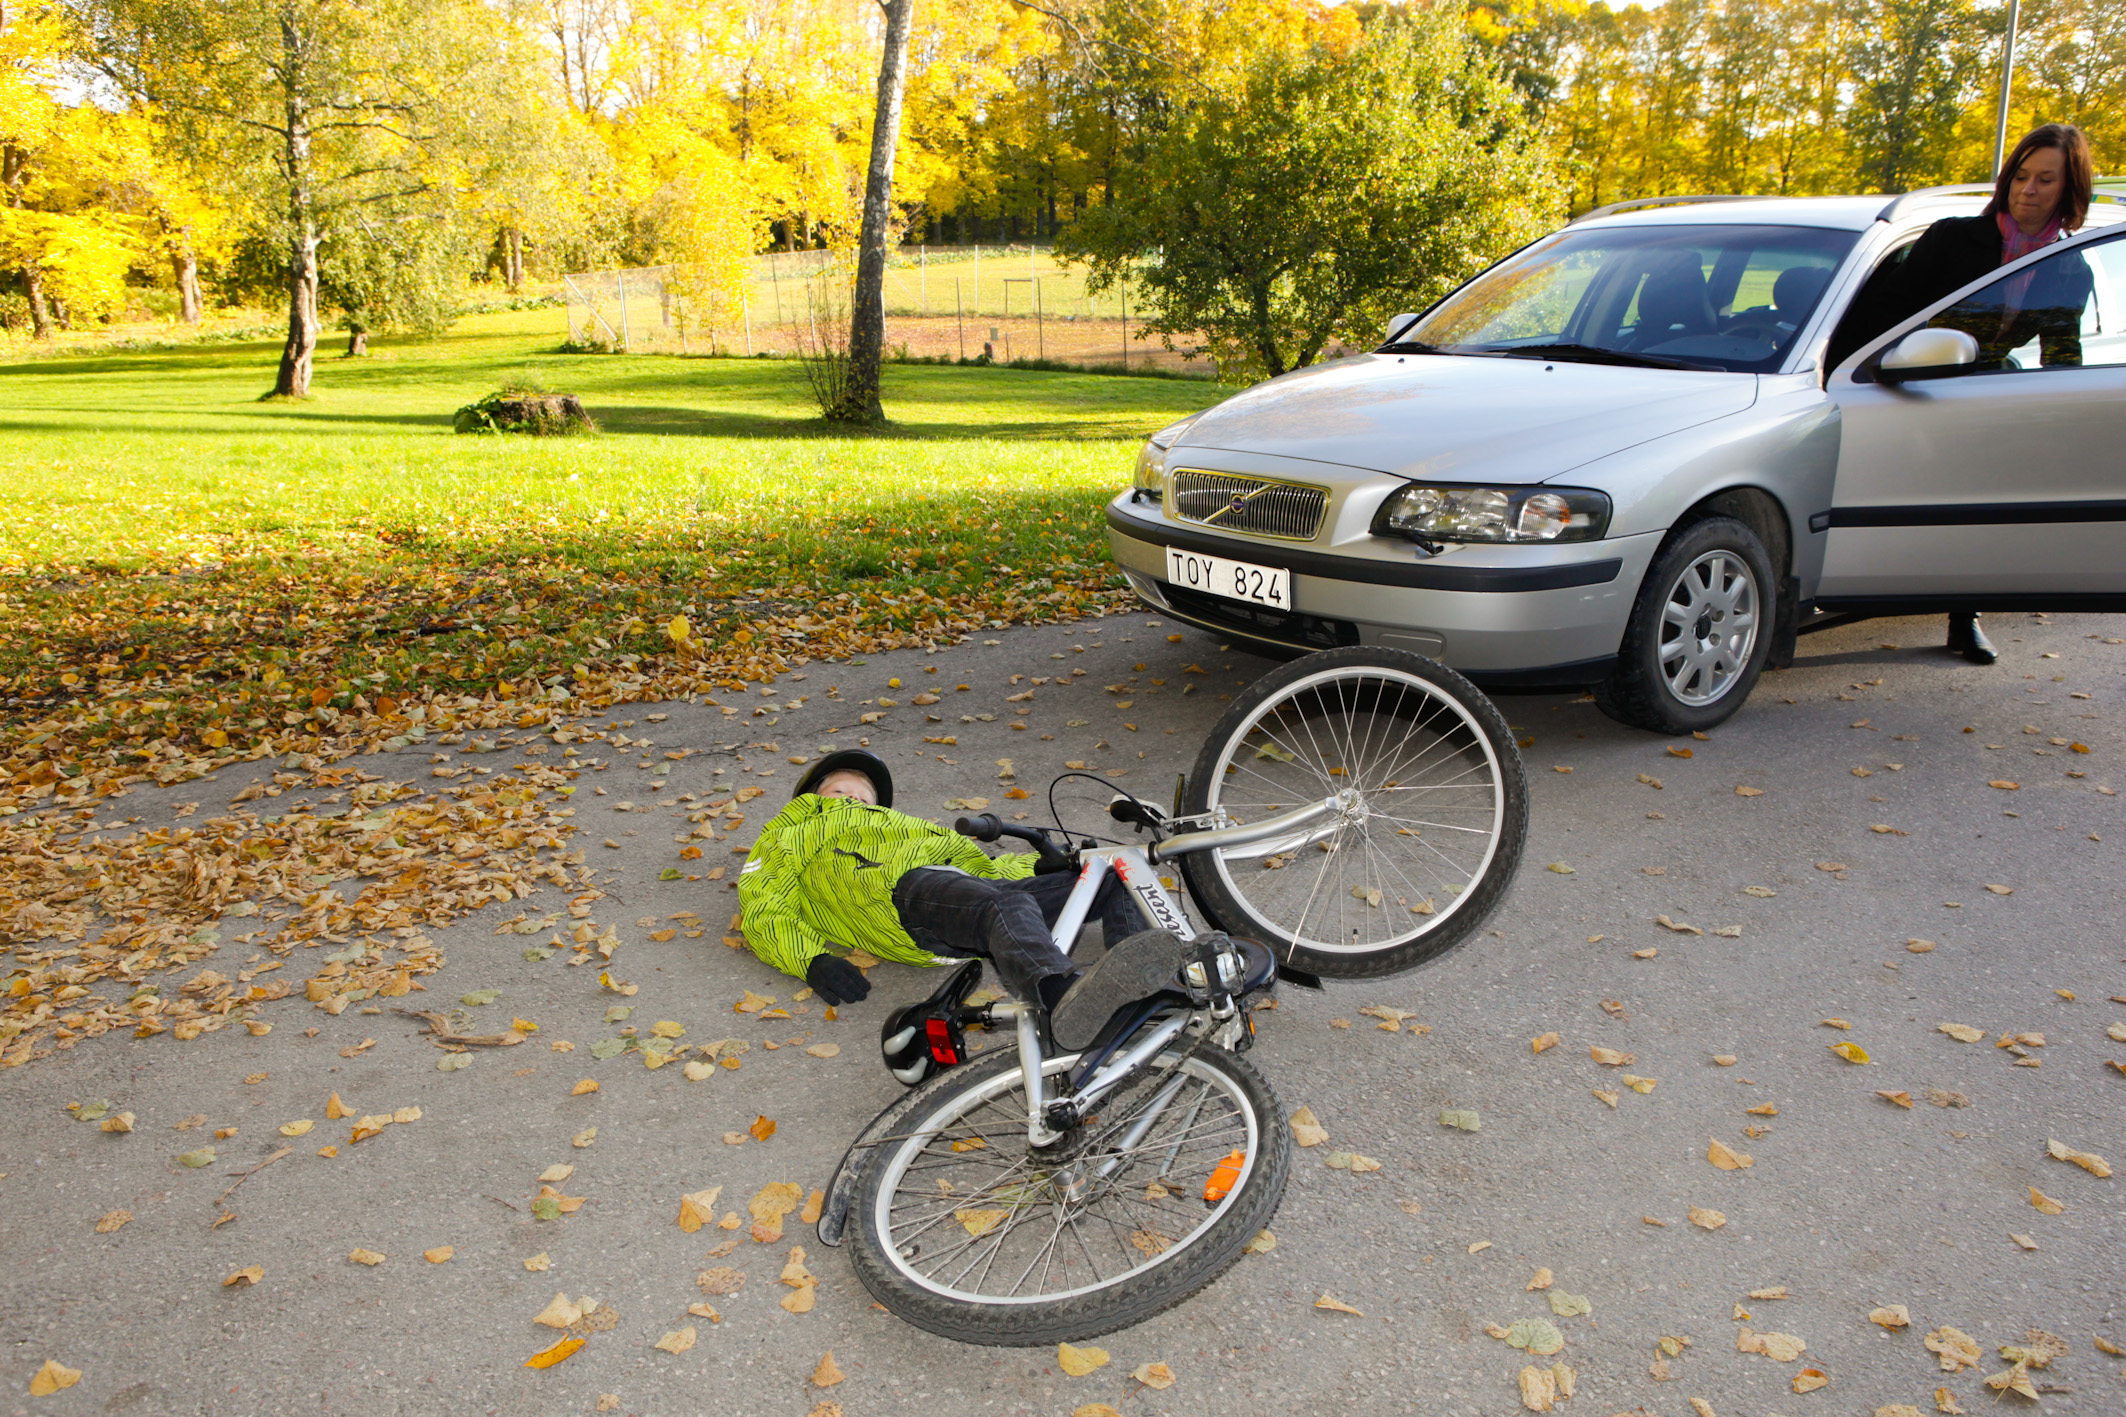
top-left (1946, 612), bottom-right (1997, 665)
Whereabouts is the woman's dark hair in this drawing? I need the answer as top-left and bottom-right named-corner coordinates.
top-left (1986, 124), bottom-right (2095, 233)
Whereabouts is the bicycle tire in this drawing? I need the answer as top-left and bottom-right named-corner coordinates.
top-left (845, 1042), bottom-right (1289, 1345)
top-left (1177, 646), bottom-right (1527, 979)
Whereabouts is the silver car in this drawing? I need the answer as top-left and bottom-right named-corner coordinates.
top-left (1108, 182), bottom-right (2126, 732)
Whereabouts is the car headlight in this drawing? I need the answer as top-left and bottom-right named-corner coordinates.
top-left (1131, 440), bottom-right (1169, 503)
top-left (1374, 484), bottom-right (1610, 544)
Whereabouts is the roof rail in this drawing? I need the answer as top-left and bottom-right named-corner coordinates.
top-left (1874, 183), bottom-right (1995, 222)
top-left (1569, 194), bottom-right (1759, 225)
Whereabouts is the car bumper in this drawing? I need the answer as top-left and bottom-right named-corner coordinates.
top-left (1106, 497), bottom-right (1659, 680)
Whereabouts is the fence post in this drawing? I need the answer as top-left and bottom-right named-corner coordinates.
top-left (1035, 277), bottom-right (1043, 360)
top-left (920, 245), bottom-right (926, 317)
top-left (744, 297), bottom-right (752, 357)
top-left (972, 245), bottom-right (980, 317)
top-left (617, 269), bottom-right (631, 353)
top-left (955, 277), bottom-right (964, 361)
top-left (1121, 281), bottom-right (1127, 369)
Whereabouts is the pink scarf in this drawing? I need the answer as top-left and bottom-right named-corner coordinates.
top-left (1997, 210), bottom-right (2062, 319)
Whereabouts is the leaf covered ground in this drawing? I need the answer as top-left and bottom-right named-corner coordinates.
top-left (0, 315), bottom-right (1219, 1062)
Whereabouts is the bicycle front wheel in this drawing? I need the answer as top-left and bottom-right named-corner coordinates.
top-left (845, 1043), bottom-right (1288, 1345)
top-left (1179, 646), bottom-right (1527, 978)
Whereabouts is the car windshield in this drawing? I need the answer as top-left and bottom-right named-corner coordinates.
top-left (1397, 223), bottom-right (1859, 373)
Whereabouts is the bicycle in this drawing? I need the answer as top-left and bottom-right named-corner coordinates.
top-left (814, 647), bottom-right (1527, 1344)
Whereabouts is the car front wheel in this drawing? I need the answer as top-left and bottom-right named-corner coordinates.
top-left (1595, 515), bottom-right (1774, 734)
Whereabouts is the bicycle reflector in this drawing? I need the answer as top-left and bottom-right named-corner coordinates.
top-left (924, 1015), bottom-right (965, 1067)
top-left (1204, 1148), bottom-right (1247, 1203)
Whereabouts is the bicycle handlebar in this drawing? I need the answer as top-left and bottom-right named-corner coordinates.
top-left (955, 813), bottom-right (1073, 870)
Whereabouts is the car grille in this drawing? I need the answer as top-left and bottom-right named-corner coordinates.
top-left (1170, 471), bottom-right (1327, 541)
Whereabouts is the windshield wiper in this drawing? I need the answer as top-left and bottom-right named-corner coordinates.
top-left (1492, 341), bottom-right (1725, 372)
top-left (1376, 339), bottom-right (1451, 355)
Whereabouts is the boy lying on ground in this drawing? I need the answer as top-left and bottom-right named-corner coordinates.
top-left (735, 748), bottom-right (1194, 1051)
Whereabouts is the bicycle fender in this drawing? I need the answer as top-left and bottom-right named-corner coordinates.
top-left (815, 1082), bottom-right (940, 1248)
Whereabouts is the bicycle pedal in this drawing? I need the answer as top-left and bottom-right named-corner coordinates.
top-left (879, 959), bottom-right (984, 1087)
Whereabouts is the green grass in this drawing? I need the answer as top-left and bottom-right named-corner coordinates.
top-left (0, 308), bottom-right (1223, 776)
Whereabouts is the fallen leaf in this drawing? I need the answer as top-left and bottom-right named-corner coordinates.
top-left (1689, 1401), bottom-right (1716, 1417)
top-left (348, 1249), bottom-right (385, 1266)
top-left (1316, 1294), bottom-right (1363, 1315)
top-left (1689, 1206), bottom-right (1726, 1230)
top-left (1527, 1267), bottom-right (1554, 1291)
top-left (748, 1115), bottom-right (777, 1142)
top-left (524, 1253), bottom-right (551, 1272)
top-left (1590, 1047), bottom-right (1635, 1066)
top-left (2094, 1336), bottom-right (2124, 1357)
top-left (1655, 914), bottom-right (1703, 935)
top-left (1531, 1031), bottom-right (1560, 1053)
top-left (222, 1265), bottom-right (263, 1288)
top-left (424, 1246), bottom-right (454, 1264)
top-left (1748, 1286), bottom-right (1788, 1299)
top-left (1876, 1090), bottom-right (1914, 1108)
top-left (1936, 1386), bottom-right (1966, 1412)
top-left (1821, 1017), bottom-right (1853, 1030)
top-left (1937, 1023), bottom-right (1985, 1042)
top-left (1468, 1240), bottom-right (1493, 1253)
top-left (1985, 1361), bottom-right (2037, 1400)
top-left (1073, 1408), bottom-right (1123, 1417)
top-left (177, 1147), bottom-right (216, 1168)
top-left (1869, 1304), bottom-right (1912, 1328)
top-left (677, 1187), bottom-right (724, 1232)
top-left (805, 1043), bottom-right (840, 1058)
top-left (1907, 939), bottom-right (1936, 953)
top-left (1708, 1138), bottom-right (1754, 1170)
top-left (1057, 1342), bottom-right (1109, 1376)
top-left (2046, 1137), bottom-right (2111, 1177)
top-left (572, 1127), bottom-right (597, 1148)
top-left (1439, 1108), bottom-right (1481, 1131)
top-left (2000, 1330), bottom-right (2068, 1368)
top-left (696, 1266), bottom-right (745, 1296)
top-left (1518, 1364), bottom-right (1557, 1412)
top-left (1289, 1106), bottom-right (1329, 1147)
top-left (572, 1079), bottom-right (598, 1096)
top-left (324, 1092), bottom-right (352, 1119)
top-left (652, 1326), bottom-right (697, 1355)
top-left (1591, 1089), bottom-right (1619, 1108)
top-left (813, 1351), bottom-right (845, 1386)
top-left (1793, 1367), bottom-right (1829, 1392)
top-left (1102, 1360), bottom-right (1162, 1393)
top-left (1735, 784), bottom-right (1764, 796)
top-left (1632, 948), bottom-right (1659, 959)
top-left (2029, 1186), bottom-right (2064, 1215)
top-left (1985, 884), bottom-right (2013, 895)
top-left (1498, 1318), bottom-right (1566, 1354)
top-left (95, 1209), bottom-right (132, 1233)
top-left (1713, 1054), bottom-right (1738, 1066)
top-left (524, 1336), bottom-right (583, 1369)
top-left (2010, 1232), bottom-right (2039, 1250)
top-left (1622, 1073), bottom-right (1657, 1093)
top-left (1548, 1290), bottom-right (1592, 1317)
top-left (1244, 1229), bottom-right (1277, 1253)
top-left (28, 1360), bottom-right (82, 1396)
top-left (1829, 1041), bottom-right (1871, 1064)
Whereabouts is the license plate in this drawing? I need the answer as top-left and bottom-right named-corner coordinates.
top-left (1165, 546), bottom-right (1289, 609)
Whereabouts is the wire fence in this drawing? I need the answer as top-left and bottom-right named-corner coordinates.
top-left (567, 246), bottom-right (1206, 372)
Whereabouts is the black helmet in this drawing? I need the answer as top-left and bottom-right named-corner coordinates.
top-left (791, 748), bottom-right (893, 808)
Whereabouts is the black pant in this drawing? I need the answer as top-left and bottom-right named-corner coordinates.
top-left (892, 867), bottom-right (1144, 1004)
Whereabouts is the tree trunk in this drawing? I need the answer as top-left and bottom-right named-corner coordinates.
top-left (172, 237), bottom-right (202, 324)
top-left (505, 227), bottom-right (524, 292)
top-left (834, 0), bottom-right (916, 425)
top-left (21, 263), bottom-right (53, 339)
top-left (273, 14), bottom-right (318, 398)
top-left (346, 323), bottom-right (368, 356)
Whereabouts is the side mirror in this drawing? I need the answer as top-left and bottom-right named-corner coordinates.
top-left (1383, 312), bottom-right (1421, 345)
top-left (1877, 327), bottom-right (1980, 383)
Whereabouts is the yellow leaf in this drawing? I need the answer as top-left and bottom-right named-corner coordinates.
top-left (1926, 1326), bottom-right (1982, 1372)
top-left (779, 1281), bottom-right (816, 1313)
top-left (1793, 1367), bottom-right (1829, 1392)
top-left (1876, 1090), bottom-right (1914, 1108)
top-left (1057, 1342), bottom-right (1110, 1377)
top-left (572, 1127), bottom-right (597, 1147)
top-left (534, 1292), bottom-right (583, 1328)
top-left (1519, 1363), bottom-right (1558, 1412)
top-left (325, 1092), bottom-right (352, 1119)
top-left (1985, 1361), bottom-right (2038, 1400)
top-left (653, 1326), bottom-right (697, 1354)
top-left (1689, 1206), bottom-right (1726, 1229)
top-left (1937, 1022), bottom-right (1985, 1042)
top-left (677, 1187), bottom-right (723, 1232)
top-left (1531, 1031), bottom-right (1560, 1053)
top-left (1708, 1138), bottom-right (1753, 1170)
top-left (2028, 1186), bottom-right (2064, 1215)
top-left (1527, 1267), bottom-right (1554, 1291)
top-left (2045, 1137), bottom-right (2111, 1177)
top-left (812, 1351), bottom-right (845, 1387)
top-left (222, 1266), bottom-right (263, 1287)
top-left (1289, 1106), bottom-right (1329, 1147)
top-left (1590, 1047), bottom-right (1635, 1066)
top-left (28, 1359), bottom-right (82, 1396)
top-left (539, 1164), bottom-right (574, 1183)
top-left (651, 1020), bottom-right (685, 1038)
top-left (1829, 1041), bottom-right (1871, 1064)
top-left (1074, 1408), bottom-right (1124, 1417)
top-left (348, 1249), bottom-right (385, 1266)
top-left (1622, 1073), bottom-right (1656, 1093)
top-left (512, 1018), bottom-right (539, 1033)
top-left (523, 1253), bottom-right (551, 1272)
top-left (524, 1336), bottom-right (583, 1369)
top-left (572, 1079), bottom-right (599, 1095)
top-left (1734, 784), bottom-right (1764, 796)
top-left (1821, 1017), bottom-right (1852, 1030)
top-left (424, 1246), bottom-right (454, 1264)
top-left (800, 1189), bottom-right (825, 1225)
top-left (1936, 1385), bottom-right (1967, 1412)
top-left (278, 1119), bottom-right (314, 1137)
top-left (1591, 1089), bottom-right (1618, 1108)
top-left (750, 1182), bottom-right (802, 1225)
top-left (749, 1115), bottom-right (776, 1142)
top-left (1314, 1293), bottom-right (1364, 1315)
top-left (1130, 1361), bottom-right (1175, 1390)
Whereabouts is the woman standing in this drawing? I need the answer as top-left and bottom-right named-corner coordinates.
top-left (1868, 124), bottom-right (2097, 663)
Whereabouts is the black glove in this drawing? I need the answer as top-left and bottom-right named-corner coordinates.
top-left (805, 954), bottom-right (871, 1006)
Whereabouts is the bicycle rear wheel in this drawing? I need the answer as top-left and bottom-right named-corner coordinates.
top-left (1178, 646), bottom-right (1526, 978)
top-left (845, 1042), bottom-right (1288, 1345)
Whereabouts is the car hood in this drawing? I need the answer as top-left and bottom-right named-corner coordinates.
top-left (1173, 353), bottom-right (1758, 484)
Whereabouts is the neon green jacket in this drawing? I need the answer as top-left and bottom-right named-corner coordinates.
top-left (736, 794), bottom-right (1038, 982)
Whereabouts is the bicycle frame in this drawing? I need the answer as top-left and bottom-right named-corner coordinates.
top-left (1000, 793), bottom-right (1344, 1148)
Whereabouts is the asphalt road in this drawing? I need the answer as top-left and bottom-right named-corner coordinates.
top-left (4, 608), bottom-right (2123, 1417)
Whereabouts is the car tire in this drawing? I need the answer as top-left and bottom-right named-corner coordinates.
top-left (1596, 516), bottom-right (1775, 734)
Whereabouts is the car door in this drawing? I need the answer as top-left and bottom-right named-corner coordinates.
top-left (1817, 228), bottom-right (2126, 605)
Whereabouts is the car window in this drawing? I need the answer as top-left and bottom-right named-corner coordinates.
top-left (1402, 224), bottom-right (1857, 373)
top-left (1918, 233), bottom-right (2122, 371)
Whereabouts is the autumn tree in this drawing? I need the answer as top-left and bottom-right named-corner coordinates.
top-left (1844, 0), bottom-right (1985, 191)
top-left (1062, 10), bottom-right (1561, 380)
top-left (83, 0), bottom-right (536, 395)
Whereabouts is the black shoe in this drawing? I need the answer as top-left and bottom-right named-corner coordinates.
top-left (1946, 612), bottom-right (1997, 665)
top-left (1049, 929), bottom-right (1194, 1051)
